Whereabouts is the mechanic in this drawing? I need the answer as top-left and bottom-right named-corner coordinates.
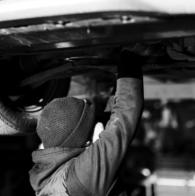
top-left (29, 49), bottom-right (144, 196)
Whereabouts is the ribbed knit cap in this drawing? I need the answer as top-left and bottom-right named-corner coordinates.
top-left (37, 97), bottom-right (95, 148)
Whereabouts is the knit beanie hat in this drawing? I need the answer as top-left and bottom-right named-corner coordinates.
top-left (37, 97), bottom-right (95, 148)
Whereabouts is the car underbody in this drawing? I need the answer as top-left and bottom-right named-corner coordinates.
top-left (1, 13), bottom-right (195, 81)
top-left (1, 1), bottom-right (195, 133)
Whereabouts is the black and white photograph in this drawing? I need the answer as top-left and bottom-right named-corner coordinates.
top-left (0, 0), bottom-right (195, 195)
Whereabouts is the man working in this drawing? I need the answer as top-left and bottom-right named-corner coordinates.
top-left (29, 49), bottom-right (144, 196)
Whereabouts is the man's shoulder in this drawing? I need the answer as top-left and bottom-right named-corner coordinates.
top-left (38, 160), bottom-right (74, 196)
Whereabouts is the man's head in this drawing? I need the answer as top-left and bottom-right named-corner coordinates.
top-left (37, 97), bottom-right (95, 148)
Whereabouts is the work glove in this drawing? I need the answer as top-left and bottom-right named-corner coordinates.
top-left (117, 49), bottom-right (144, 79)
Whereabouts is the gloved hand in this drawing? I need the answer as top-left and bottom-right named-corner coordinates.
top-left (117, 49), bottom-right (144, 79)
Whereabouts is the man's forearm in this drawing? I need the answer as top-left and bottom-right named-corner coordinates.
top-left (115, 78), bottom-right (143, 111)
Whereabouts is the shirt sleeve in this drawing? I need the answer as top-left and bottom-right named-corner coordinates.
top-left (67, 78), bottom-right (143, 196)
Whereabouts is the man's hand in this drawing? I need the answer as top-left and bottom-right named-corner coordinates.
top-left (117, 49), bottom-right (144, 79)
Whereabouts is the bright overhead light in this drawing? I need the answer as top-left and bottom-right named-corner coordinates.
top-left (141, 168), bottom-right (151, 177)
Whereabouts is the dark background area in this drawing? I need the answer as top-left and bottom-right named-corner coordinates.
top-left (0, 135), bottom-right (40, 196)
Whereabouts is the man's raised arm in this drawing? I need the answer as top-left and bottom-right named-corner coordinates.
top-left (67, 50), bottom-right (144, 196)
